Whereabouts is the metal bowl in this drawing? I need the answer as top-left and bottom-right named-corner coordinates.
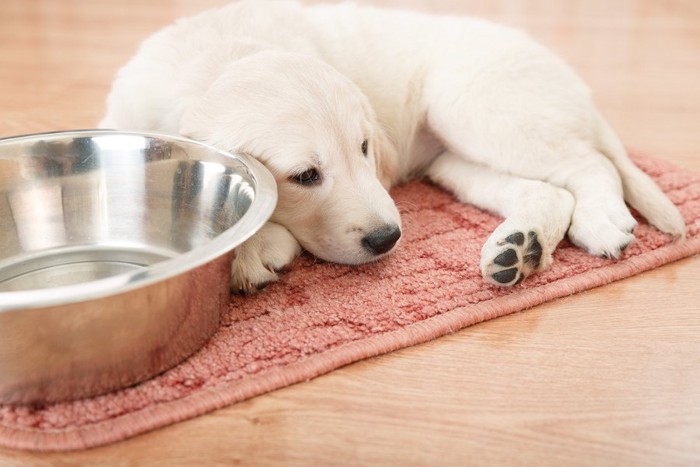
top-left (0, 130), bottom-right (276, 404)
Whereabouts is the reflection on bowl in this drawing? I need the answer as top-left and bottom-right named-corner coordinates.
top-left (0, 130), bottom-right (276, 404)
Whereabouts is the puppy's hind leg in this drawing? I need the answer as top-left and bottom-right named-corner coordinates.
top-left (422, 58), bottom-right (646, 260)
top-left (427, 152), bottom-right (575, 286)
top-left (545, 150), bottom-right (638, 258)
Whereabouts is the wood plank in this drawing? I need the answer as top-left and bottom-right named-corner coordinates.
top-left (0, 0), bottom-right (698, 464)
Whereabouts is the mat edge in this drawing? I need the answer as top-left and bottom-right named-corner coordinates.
top-left (2, 235), bottom-right (698, 452)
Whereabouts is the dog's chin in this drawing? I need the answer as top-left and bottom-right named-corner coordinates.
top-left (304, 245), bottom-right (395, 266)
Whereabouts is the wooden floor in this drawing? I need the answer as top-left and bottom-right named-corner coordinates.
top-left (1, 0), bottom-right (699, 465)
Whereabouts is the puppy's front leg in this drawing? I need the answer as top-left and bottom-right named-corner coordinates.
top-left (231, 221), bottom-right (302, 294)
top-left (427, 151), bottom-right (575, 286)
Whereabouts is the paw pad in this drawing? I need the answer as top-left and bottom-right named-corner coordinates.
top-left (523, 231), bottom-right (542, 267)
top-left (504, 232), bottom-right (525, 246)
top-left (492, 267), bottom-right (519, 284)
top-left (485, 230), bottom-right (544, 287)
top-left (493, 249), bottom-right (518, 267)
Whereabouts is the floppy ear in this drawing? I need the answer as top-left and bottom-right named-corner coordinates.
top-left (373, 127), bottom-right (400, 189)
top-left (179, 50), bottom-right (290, 150)
top-left (178, 65), bottom-right (249, 148)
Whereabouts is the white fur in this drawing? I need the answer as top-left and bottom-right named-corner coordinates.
top-left (102, 0), bottom-right (686, 291)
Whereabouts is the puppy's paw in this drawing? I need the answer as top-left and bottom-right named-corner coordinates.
top-left (231, 222), bottom-right (302, 294)
top-left (481, 224), bottom-right (550, 287)
top-left (568, 216), bottom-right (634, 258)
top-left (568, 206), bottom-right (635, 259)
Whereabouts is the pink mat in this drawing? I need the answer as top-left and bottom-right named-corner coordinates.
top-left (1, 152), bottom-right (699, 451)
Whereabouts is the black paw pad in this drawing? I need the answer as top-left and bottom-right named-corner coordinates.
top-left (494, 248), bottom-right (518, 267)
top-left (504, 232), bottom-right (525, 246)
top-left (513, 273), bottom-right (524, 286)
top-left (492, 268), bottom-right (518, 284)
top-left (523, 231), bottom-right (542, 267)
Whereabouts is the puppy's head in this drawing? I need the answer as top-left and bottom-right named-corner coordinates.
top-left (181, 50), bottom-right (402, 264)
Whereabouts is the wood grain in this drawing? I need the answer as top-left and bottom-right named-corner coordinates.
top-left (1, 0), bottom-right (698, 465)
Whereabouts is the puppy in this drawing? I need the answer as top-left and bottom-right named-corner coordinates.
top-left (102, 0), bottom-right (685, 292)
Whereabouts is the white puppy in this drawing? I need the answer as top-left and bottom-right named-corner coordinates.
top-left (102, 0), bottom-right (685, 292)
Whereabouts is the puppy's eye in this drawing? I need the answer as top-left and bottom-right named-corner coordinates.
top-left (361, 139), bottom-right (368, 156)
top-left (290, 168), bottom-right (321, 186)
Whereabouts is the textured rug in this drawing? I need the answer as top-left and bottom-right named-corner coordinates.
top-left (1, 152), bottom-right (699, 451)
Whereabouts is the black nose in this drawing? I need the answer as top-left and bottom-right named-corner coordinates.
top-left (362, 224), bottom-right (402, 256)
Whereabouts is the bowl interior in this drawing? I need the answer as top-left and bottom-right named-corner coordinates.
top-left (0, 131), bottom-right (266, 293)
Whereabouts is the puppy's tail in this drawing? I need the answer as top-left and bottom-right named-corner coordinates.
top-left (596, 111), bottom-right (686, 239)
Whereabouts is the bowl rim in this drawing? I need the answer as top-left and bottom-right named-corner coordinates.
top-left (0, 129), bottom-right (277, 312)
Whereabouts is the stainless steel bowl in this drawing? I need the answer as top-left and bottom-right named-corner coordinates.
top-left (0, 130), bottom-right (276, 404)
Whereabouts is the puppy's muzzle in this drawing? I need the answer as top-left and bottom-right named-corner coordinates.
top-left (362, 224), bottom-right (402, 256)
